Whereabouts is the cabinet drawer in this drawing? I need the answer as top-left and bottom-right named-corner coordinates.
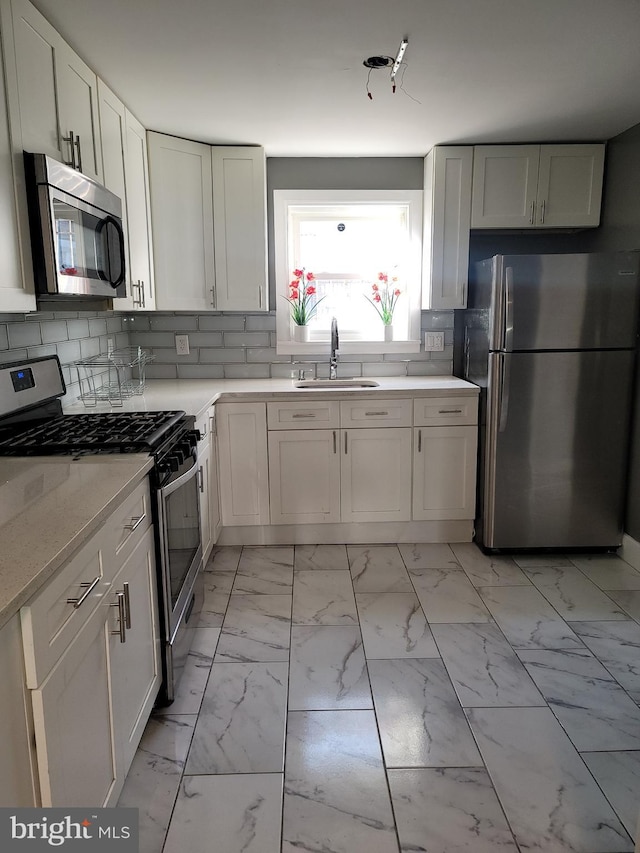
top-left (340, 399), bottom-right (412, 428)
top-left (104, 479), bottom-right (152, 571)
top-left (267, 400), bottom-right (339, 430)
top-left (21, 530), bottom-right (109, 688)
top-left (413, 396), bottom-right (477, 426)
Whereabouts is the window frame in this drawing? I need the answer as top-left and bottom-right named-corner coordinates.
top-left (274, 189), bottom-right (423, 355)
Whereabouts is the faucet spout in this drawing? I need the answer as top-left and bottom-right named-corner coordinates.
top-left (329, 317), bottom-right (339, 380)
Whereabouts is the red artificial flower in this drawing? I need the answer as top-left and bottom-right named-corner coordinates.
top-left (290, 288), bottom-right (299, 300)
top-left (305, 285), bottom-right (316, 295)
top-left (372, 283), bottom-right (379, 292)
top-left (394, 288), bottom-right (401, 296)
top-left (306, 272), bottom-right (315, 281)
top-left (378, 272), bottom-right (388, 282)
top-left (293, 268), bottom-right (304, 279)
top-left (374, 293), bottom-right (381, 302)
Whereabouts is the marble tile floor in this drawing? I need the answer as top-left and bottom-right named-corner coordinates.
top-left (117, 543), bottom-right (640, 853)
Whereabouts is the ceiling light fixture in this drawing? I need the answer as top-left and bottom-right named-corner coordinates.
top-left (391, 38), bottom-right (408, 92)
top-left (363, 38), bottom-right (409, 99)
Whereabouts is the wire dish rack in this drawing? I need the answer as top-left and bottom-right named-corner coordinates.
top-left (74, 346), bottom-right (154, 407)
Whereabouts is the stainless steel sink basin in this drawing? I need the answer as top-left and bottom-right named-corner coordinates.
top-left (294, 378), bottom-right (380, 389)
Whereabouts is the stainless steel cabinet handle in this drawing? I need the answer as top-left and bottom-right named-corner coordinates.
top-left (333, 430), bottom-right (337, 454)
top-left (540, 199), bottom-right (546, 224)
top-left (292, 413), bottom-right (316, 419)
top-left (365, 411), bottom-right (389, 416)
top-left (210, 286), bottom-right (215, 307)
top-left (529, 200), bottom-right (535, 225)
top-left (139, 280), bottom-right (146, 308)
top-left (67, 575), bottom-right (101, 609)
top-left (74, 134), bottom-right (83, 173)
top-left (111, 592), bottom-right (127, 643)
top-left (132, 280), bottom-right (144, 308)
top-left (123, 581), bottom-right (132, 630)
top-left (418, 429), bottom-right (422, 453)
top-left (62, 130), bottom-right (76, 168)
top-left (438, 409), bottom-right (462, 414)
top-left (344, 431), bottom-right (348, 454)
top-left (198, 465), bottom-right (204, 493)
top-left (123, 514), bottom-right (146, 533)
top-left (259, 286), bottom-right (263, 309)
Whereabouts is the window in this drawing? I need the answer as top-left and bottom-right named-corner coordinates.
top-left (274, 190), bottom-right (423, 354)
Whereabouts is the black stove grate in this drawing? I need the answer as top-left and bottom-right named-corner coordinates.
top-left (0, 410), bottom-right (187, 455)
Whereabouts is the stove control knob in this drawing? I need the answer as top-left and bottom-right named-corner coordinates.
top-left (168, 455), bottom-right (180, 472)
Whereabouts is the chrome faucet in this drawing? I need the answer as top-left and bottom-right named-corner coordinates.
top-left (329, 317), bottom-right (339, 380)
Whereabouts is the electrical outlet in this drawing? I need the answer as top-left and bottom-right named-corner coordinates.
top-left (175, 334), bottom-right (190, 355)
top-left (424, 332), bottom-right (445, 352)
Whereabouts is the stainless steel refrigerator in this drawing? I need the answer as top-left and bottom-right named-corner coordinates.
top-left (461, 251), bottom-right (640, 550)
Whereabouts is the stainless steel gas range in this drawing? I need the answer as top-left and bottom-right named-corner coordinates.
top-left (0, 354), bottom-right (203, 703)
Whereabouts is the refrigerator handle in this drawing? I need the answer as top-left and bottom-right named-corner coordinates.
top-left (499, 353), bottom-right (511, 432)
top-left (504, 267), bottom-right (514, 351)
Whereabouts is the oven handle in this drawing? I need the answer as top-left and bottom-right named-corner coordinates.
top-left (159, 453), bottom-right (198, 499)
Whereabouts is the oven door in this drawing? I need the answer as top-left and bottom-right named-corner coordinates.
top-left (156, 449), bottom-right (203, 643)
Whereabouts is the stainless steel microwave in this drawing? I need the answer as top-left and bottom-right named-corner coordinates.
top-left (24, 152), bottom-right (127, 299)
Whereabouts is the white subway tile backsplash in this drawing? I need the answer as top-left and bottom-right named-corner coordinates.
top-left (129, 331), bottom-right (176, 347)
top-left (145, 364), bottom-right (178, 380)
top-left (41, 320), bottom-right (69, 344)
top-left (152, 347), bottom-right (200, 363)
top-left (89, 318), bottom-right (108, 337)
top-left (223, 332), bottom-right (271, 348)
top-left (407, 360), bottom-right (453, 375)
top-left (8, 322), bottom-right (42, 348)
top-left (246, 348), bottom-right (290, 363)
top-left (56, 340), bottom-right (82, 363)
top-left (270, 363), bottom-right (298, 379)
top-left (121, 314), bottom-right (150, 332)
top-left (66, 318), bottom-right (90, 339)
top-left (421, 311), bottom-right (454, 330)
top-left (223, 363), bottom-right (270, 379)
top-left (177, 364), bottom-right (224, 379)
top-left (362, 362), bottom-right (408, 377)
top-left (200, 348), bottom-right (247, 363)
top-left (198, 315), bottom-right (246, 331)
top-left (183, 332), bottom-right (224, 348)
top-left (150, 314), bottom-right (198, 331)
top-left (0, 326), bottom-right (8, 350)
top-left (246, 314), bottom-right (277, 331)
top-left (27, 344), bottom-right (57, 359)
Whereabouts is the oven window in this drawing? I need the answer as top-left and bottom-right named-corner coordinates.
top-left (165, 474), bottom-right (201, 608)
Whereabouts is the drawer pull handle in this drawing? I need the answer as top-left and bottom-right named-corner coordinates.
top-left (198, 465), bottom-right (204, 493)
top-left (418, 429), bottom-right (422, 453)
top-left (123, 581), bottom-right (132, 629)
top-left (67, 575), bottom-right (100, 609)
top-left (438, 409), bottom-right (463, 414)
top-left (292, 413), bottom-right (316, 419)
top-left (365, 411), bottom-right (389, 416)
top-left (123, 514), bottom-right (146, 533)
top-left (111, 592), bottom-right (127, 643)
top-left (333, 430), bottom-right (337, 454)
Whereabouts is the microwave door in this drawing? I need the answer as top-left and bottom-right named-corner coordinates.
top-left (96, 215), bottom-right (126, 289)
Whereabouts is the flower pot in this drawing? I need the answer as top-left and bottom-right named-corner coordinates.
top-left (384, 324), bottom-right (394, 342)
top-left (293, 324), bottom-right (310, 343)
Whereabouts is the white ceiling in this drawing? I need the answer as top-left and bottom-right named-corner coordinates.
top-left (31, 0), bottom-right (640, 157)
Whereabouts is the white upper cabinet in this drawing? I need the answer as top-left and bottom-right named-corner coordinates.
top-left (99, 80), bottom-right (155, 311)
top-left (148, 133), bottom-right (268, 312)
top-left (212, 146), bottom-right (268, 311)
top-left (7, 0), bottom-right (102, 182)
top-left (0, 4), bottom-right (36, 312)
top-left (148, 132), bottom-right (215, 312)
top-left (471, 143), bottom-right (604, 228)
top-left (422, 146), bottom-right (473, 309)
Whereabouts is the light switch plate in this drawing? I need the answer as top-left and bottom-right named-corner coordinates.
top-left (425, 332), bottom-right (445, 351)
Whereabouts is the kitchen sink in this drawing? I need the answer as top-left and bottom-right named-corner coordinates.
top-left (294, 378), bottom-right (380, 389)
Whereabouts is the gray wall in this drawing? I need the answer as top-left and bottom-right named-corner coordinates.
top-left (587, 124), bottom-right (640, 538)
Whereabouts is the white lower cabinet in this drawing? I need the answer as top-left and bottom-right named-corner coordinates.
top-left (196, 406), bottom-right (221, 561)
top-left (341, 428), bottom-right (412, 522)
top-left (413, 425), bottom-right (477, 520)
top-left (217, 402), bottom-right (270, 526)
top-left (268, 429), bottom-right (341, 524)
top-left (21, 479), bottom-right (160, 807)
top-left (0, 614), bottom-right (38, 806)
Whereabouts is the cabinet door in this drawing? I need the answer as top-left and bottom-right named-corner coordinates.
top-left (9, 0), bottom-right (62, 160)
top-left (268, 429), bottom-right (341, 524)
top-left (31, 602), bottom-right (118, 807)
top-left (536, 144), bottom-right (605, 227)
top-left (56, 42), bottom-right (102, 182)
top-left (148, 131), bottom-right (214, 311)
top-left (217, 403), bottom-right (270, 526)
top-left (209, 408), bottom-right (221, 546)
top-left (413, 425), bottom-right (477, 520)
top-left (0, 8), bottom-right (36, 312)
top-left (423, 146), bottom-right (473, 309)
top-left (124, 110), bottom-right (156, 310)
top-left (341, 428), bottom-right (412, 523)
top-left (0, 615), bottom-right (37, 807)
top-left (108, 528), bottom-right (160, 779)
top-left (212, 146), bottom-right (268, 311)
top-left (471, 145), bottom-right (540, 228)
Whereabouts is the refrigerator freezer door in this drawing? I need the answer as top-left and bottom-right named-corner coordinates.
top-left (481, 349), bottom-right (635, 549)
top-left (501, 253), bottom-right (640, 351)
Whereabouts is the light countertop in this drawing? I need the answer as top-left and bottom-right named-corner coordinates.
top-left (64, 376), bottom-right (479, 419)
top-left (0, 455), bottom-right (153, 630)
